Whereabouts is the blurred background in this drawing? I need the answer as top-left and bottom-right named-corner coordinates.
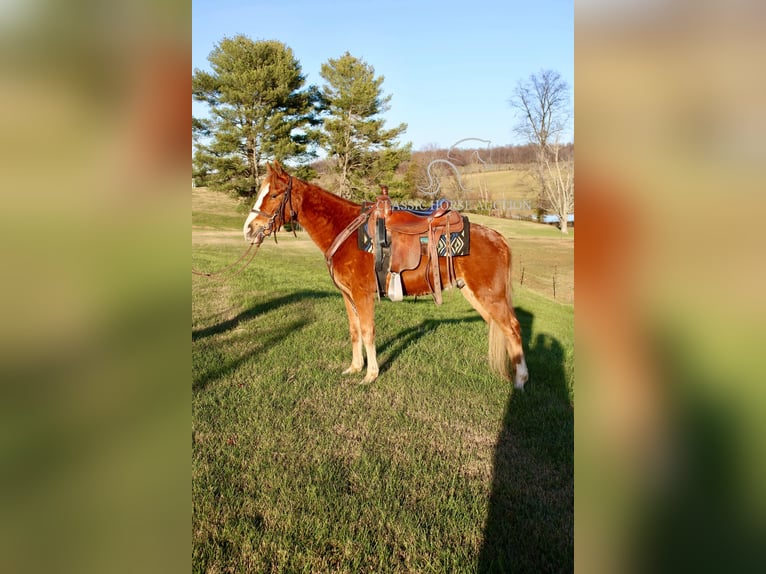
top-left (1, 0), bottom-right (765, 572)
top-left (576, 0), bottom-right (766, 572)
top-left (0, 1), bottom-right (189, 573)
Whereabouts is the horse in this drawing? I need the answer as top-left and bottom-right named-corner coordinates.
top-left (243, 161), bottom-right (529, 389)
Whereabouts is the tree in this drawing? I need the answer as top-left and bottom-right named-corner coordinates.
top-left (510, 70), bottom-right (573, 233)
top-left (192, 35), bottom-right (319, 197)
top-left (318, 52), bottom-right (409, 200)
top-left (541, 142), bottom-right (574, 233)
top-left (192, 117), bottom-right (212, 187)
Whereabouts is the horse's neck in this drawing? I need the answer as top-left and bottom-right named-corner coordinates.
top-left (295, 181), bottom-right (360, 253)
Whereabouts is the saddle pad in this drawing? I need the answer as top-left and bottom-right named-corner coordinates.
top-left (358, 216), bottom-right (470, 257)
top-left (436, 219), bottom-right (470, 256)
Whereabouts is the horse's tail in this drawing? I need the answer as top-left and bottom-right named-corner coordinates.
top-left (487, 242), bottom-right (514, 381)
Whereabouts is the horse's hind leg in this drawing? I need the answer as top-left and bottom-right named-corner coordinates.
top-left (341, 294), bottom-right (364, 375)
top-left (461, 283), bottom-right (528, 389)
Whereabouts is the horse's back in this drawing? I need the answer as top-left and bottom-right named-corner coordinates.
top-left (463, 221), bottom-right (510, 259)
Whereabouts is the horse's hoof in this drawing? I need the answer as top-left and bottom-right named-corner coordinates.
top-left (513, 358), bottom-right (529, 390)
top-left (343, 365), bottom-right (363, 375)
top-left (360, 372), bottom-right (378, 385)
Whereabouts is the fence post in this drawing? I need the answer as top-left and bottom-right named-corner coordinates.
top-left (520, 266), bottom-right (525, 286)
top-left (552, 266), bottom-right (557, 300)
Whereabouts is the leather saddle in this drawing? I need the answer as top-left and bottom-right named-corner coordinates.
top-left (369, 186), bottom-right (465, 305)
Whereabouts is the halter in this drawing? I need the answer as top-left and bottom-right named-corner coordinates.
top-left (249, 175), bottom-right (298, 243)
top-left (193, 176), bottom-right (296, 278)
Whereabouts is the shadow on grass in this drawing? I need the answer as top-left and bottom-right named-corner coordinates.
top-left (193, 290), bottom-right (335, 392)
top-left (192, 289), bottom-right (334, 341)
top-left (376, 313), bottom-right (484, 376)
top-left (193, 318), bottom-right (309, 392)
top-left (478, 307), bottom-right (574, 573)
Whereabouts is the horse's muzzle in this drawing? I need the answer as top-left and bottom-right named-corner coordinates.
top-left (245, 225), bottom-right (266, 245)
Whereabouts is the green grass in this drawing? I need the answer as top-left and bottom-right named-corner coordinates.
top-left (192, 210), bottom-right (247, 229)
top-left (468, 214), bottom-right (574, 240)
top-left (192, 188), bottom-right (573, 572)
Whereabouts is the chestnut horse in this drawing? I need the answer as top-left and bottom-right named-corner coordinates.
top-left (243, 162), bottom-right (528, 388)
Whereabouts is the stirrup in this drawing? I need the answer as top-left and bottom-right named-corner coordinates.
top-left (387, 272), bottom-right (403, 302)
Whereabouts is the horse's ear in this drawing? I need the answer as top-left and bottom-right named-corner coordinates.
top-left (272, 160), bottom-right (284, 175)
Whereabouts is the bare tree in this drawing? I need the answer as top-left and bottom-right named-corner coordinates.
top-left (510, 70), bottom-right (573, 233)
top-left (542, 140), bottom-right (574, 233)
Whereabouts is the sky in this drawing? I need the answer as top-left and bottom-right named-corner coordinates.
top-left (192, 0), bottom-right (573, 151)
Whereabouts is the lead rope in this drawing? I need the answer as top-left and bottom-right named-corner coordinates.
top-left (192, 242), bottom-right (260, 280)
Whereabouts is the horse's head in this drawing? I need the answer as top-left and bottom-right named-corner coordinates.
top-left (243, 161), bottom-right (296, 245)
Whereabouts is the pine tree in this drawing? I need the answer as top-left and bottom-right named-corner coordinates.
top-left (192, 35), bottom-right (319, 197)
top-left (318, 52), bottom-right (409, 200)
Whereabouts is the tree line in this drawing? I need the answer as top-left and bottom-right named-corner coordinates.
top-left (193, 35), bottom-right (407, 201)
top-left (409, 143), bottom-right (572, 169)
top-left (193, 35), bottom-right (573, 231)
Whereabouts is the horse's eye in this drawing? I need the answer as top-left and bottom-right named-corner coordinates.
top-left (270, 194), bottom-right (278, 199)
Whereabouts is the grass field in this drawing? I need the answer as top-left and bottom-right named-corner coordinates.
top-left (454, 168), bottom-right (538, 202)
top-left (192, 186), bottom-right (573, 572)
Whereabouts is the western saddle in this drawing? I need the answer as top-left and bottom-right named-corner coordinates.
top-left (367, 186), bottom-right (465, 305)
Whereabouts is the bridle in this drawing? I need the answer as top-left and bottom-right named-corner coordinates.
top-left (192, 175), bottom-right (297, 279)
top-left (248, 175), bottom-right (298, 245)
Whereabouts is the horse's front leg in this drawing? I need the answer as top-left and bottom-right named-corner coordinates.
top-left (356, 292), bottom-right (379, 384)
top-left (341, 294), bottom-right (364, 375)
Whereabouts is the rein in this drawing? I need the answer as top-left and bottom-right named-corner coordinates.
top-left (324, 204), bottom-right (373, 267)
top-left (192, 242), bottom-right (260, 280)
top-left (323, 203), bottom-right (375, 314)
top-left (192, 176), bottom-right (296, 280)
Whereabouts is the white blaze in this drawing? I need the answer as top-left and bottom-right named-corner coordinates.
top-left (243, 183), bottom-right (270, 240)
